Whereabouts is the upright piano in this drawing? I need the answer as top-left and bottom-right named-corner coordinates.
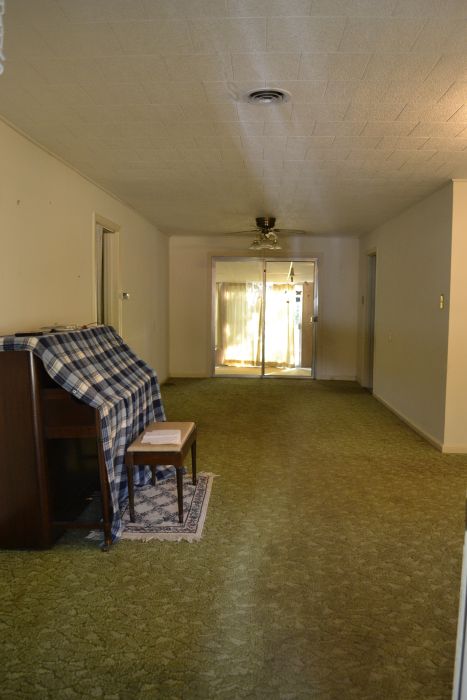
top-left (0, 326), bottom-right (166, 549)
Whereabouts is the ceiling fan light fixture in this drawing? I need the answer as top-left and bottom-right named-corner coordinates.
top-left (249, 238), bottom-right (282, 251)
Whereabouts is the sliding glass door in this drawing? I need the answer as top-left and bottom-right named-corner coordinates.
top-left (213, 258), bottom-right (317, 378)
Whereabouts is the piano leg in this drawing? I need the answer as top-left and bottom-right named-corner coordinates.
top-left (96, 418), bottom-right (113, 550)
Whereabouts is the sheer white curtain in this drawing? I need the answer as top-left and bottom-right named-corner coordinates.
top-left (264, 284), bottom-right (295, 367)
top-left (216, 282), bottom-right (262, 366)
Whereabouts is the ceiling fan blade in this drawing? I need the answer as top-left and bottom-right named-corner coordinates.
top-left (273, 228), bottom-right (307, 236)
top-left (227, 229), bottom-right (261, 235)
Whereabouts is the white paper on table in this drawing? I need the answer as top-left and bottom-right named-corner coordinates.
top-left (141, 429), bottom-right (181, 445)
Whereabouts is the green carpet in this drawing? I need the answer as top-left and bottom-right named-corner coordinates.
top-left (1, 378), bottom-right (467, 699)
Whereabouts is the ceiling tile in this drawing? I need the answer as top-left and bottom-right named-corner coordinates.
top-left (277, 81), bottom-right (327, 103)
top-left (112, 56), bottom-right (171, 83)
top-left (263, 121), bottom-right (315, 136)
top-left (143, 80), bottom-right (210, 104)
top-left (36, 23), bottom-right (125, 57)
top-left (83, 82), bottom-right (150, 105)
top-left (344, 103), bottom-right (405, 120)
top-left (397, 103), bottom-right (463, 122)
top-left (376, 136), bottom-right (430, 150)
top-left (194, 135), bottom-right (243, 149)
top-left (391, 0), bottom-right (445, 16)
top-left (189, 18), bottom-right (267, 51)
top-left (227, 0), bottom-right (312, 15)
top-left (231, 53), bottom-right (301, 81)
top-left (313, 121), bottom-right (365, 136)
top-left (25, 82), bottom-right (95, 107)
top-left (385, 149), bottom-right (437, 165)
top-left (110, 20), bottom-right (194, 53)
top-left (421, 137), bottom-right (467, 151)
top-left (286, 136), bottom-right (334, 159)
top-left (410, 122), bottom-right (466, 137)
top-left (213, 121), bottom-right (265, 136)
top-left (142, 0), bottom-right (229, 18)
top-left (333, 136), bottom-right (381, 149)
top-left (424, 55), bottom-right (467, 84)
top-left (363, 53), bottom-right (439, 82)
top-left (0, 59), bottom-right (46, 86)
top-left (448, 106), bottom-right (467, 122)
top-left (293, 103), bottom-right (349, 122)
top-left (411, 19), bottom-right (467, 52)
top-left (348, 80), bottom-right (448, 104)
top-left (312, 0), bottom-right (397, 15)
top-left (267, 17), bottom-right (346, 52)
top-left (438, 82), bottom-right (467, 109)
top-left (180, 103), bottom-right (239, 121)
top-left (7, 0), bottom-right (69, 27)
top-left (339, 18), bottom-right (424, 52)
top-left (361, 122), bottom-right (417, 137)
top-left (4, 23), bottom-right (55, 59)
top-left (203, 81), bottom-right (262, 103)
top-left (299, 52), bottom-right (370, 80)
top-left (237, 102), bottom-right (293, 122)
top-left (164, 54), bottom-right (233, 81)
top-left (57, 0), bottom-right (148, 22)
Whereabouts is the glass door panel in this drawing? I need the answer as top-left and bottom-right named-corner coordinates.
top-left (214, 259), bottom-right (264, 377)
top-left (263, 261), bottom-right (315, 377)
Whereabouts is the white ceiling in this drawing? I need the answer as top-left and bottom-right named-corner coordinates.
top-left (2, 0), bottom-right (467, 237)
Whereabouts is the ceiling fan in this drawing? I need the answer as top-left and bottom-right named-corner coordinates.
top-left (232, 217), bottom-right (306, 250)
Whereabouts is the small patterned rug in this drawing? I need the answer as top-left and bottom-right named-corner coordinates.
top-left (121, 472), bottom-right (216, 542)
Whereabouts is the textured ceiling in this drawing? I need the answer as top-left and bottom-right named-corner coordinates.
top-left (2, 1), bottom-right (467, 236)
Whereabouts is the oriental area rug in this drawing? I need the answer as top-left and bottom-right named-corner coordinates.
top-left (120, 472), bottom-right (216, 542)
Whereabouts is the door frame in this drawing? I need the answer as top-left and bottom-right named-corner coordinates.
top-left (210, 256), bottom-right (319, 379)
top-left (362, 250), bottom-right (377, 390)
top-left (93, 214), bottom-right (122, 334)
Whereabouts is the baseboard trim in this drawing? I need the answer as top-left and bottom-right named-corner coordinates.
top-left (372, 392), bottom-right (444, 452)
top-left (440, 444), bottom-right (467, 454)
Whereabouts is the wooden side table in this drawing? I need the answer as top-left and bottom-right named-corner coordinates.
top-left (125, 421), bottom-right (197, 524)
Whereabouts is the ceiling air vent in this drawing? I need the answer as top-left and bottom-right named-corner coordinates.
top-left (246, 89), bottom-right (290, 105)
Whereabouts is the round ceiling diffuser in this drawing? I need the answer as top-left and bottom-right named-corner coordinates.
top-left (246, 89), bottom-right (290, 105)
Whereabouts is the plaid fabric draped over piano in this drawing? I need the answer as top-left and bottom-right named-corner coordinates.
top-left (0, 325), bottom-right (170, 541)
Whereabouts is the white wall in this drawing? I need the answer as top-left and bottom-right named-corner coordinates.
top-left (358, 184), bottom-right (453, 448)
top-left (0, 120), bottom-right (169, 381)
top-left (169, 234), bottom-right (359, 379)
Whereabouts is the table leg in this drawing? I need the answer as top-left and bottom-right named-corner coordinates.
top-left (176, 467), bottom-right (184, 523)
top-left (191, 440), bottom-right (197, 485)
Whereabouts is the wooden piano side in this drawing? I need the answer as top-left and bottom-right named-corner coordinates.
top-left (0, 352), bottom-right (112, 549)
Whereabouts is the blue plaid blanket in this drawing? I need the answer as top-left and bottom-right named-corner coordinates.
top-left (0, 325), bottom-right (169, 541)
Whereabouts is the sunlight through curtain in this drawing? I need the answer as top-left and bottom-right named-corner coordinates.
top-left (216, 282), bottom-right (297, 368)
top-left (216, 282), bottom-right (262, 366)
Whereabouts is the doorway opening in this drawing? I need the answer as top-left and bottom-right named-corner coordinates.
top-left (95, 222), bottom-right (121, 333)
top-left (212, 257), bottom-right (318, 378)
top-left (365, 252), bottom-right (377, 391)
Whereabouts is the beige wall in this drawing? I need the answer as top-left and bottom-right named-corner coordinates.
top-left (0, 120), bottom-right (169, 380)
top-left (358, 184), bottom-right (453, 448)
top-left (169, 234), bottom-right (359, 379)
top-left (444, 181), bottom-right (467, 451)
